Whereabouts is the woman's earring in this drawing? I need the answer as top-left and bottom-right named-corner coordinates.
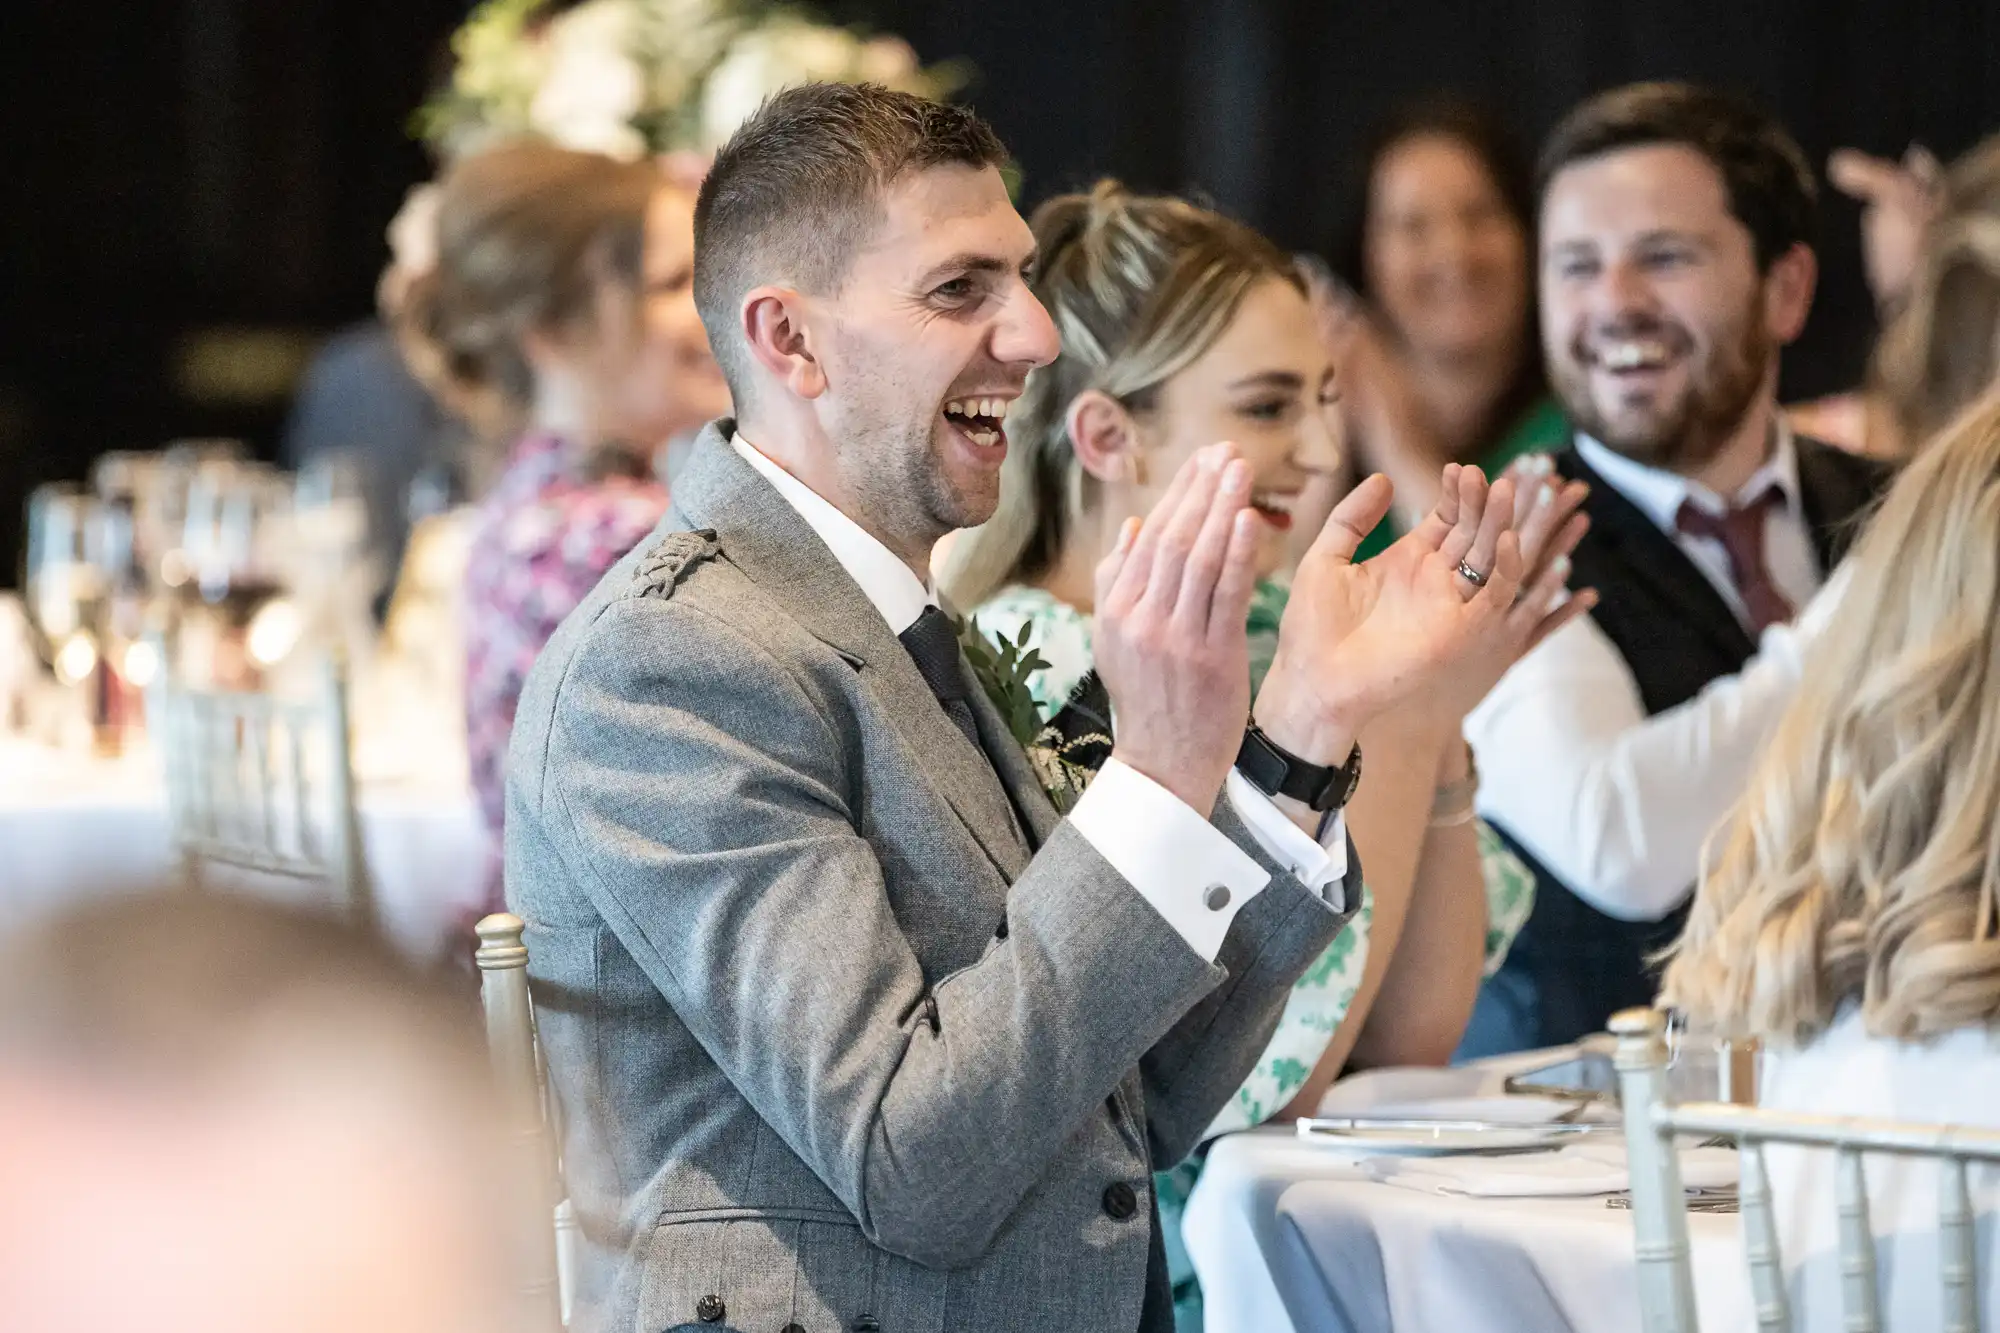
top-left (1125, 454), bottom-right (1146, 486)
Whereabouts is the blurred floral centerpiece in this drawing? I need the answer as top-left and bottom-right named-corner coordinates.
top-left (417, 0), bottom-right (967, 163)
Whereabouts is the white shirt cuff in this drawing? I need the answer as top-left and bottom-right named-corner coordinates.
top-left (1224, 769), bottom-right (1348, 911)
top-left (1067, 759), bottom-right (1271, 963)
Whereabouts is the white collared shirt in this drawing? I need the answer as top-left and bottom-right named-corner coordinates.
top-left (732, 435), bottom-right (1346, 963)
top-left (1464, 424), bottom-right (1845, 922)
top-left (1575, 424), bottom-right (1819, 626)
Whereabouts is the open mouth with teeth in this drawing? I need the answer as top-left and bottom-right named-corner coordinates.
top-left (1587, 334), bottom-right (1686, 374)
top-left (1249, 490), bottom-right (1299, 531)
top-left (942, 396), bottom-right (1011, 451)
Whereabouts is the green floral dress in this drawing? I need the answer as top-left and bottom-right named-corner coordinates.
top-left (968, 580), bottom-right (1536, 1332)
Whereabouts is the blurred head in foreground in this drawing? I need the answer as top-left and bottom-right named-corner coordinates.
top-left (0, 891), bottom-right (524, 1333)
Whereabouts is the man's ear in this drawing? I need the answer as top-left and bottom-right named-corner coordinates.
top-left (1066, 390), bottom-right (1142, 484)
top-left (1763, 242), bottom-right (1818, 345)
top-left (742, 286), bottom-right (827, 399)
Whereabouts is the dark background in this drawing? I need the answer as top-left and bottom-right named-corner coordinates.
top-left (5, 0), bottom-right (1998, 586)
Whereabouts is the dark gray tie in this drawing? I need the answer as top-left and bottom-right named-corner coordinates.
top-left (897, 605), bottom-right (983, 752)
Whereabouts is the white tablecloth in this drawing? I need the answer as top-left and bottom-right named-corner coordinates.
top-left (0, 737), bottom-right (485, 958)
top-left (1183, 1056), bottom-right (1753, 1333)
top-left (1270, 1174), bottom-right (1748, 1333)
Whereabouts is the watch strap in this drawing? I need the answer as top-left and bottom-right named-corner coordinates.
top-left (1235, 724), bottom-right (1362, 812)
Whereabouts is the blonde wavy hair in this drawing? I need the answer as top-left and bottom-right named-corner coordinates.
top-left (1662, 396), bottom-right (2000, 1044)
top-left (940, 180), bottom-right (1301, 609)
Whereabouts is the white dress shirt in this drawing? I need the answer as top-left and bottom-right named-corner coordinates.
top-left (1464, 424), bottom-right (1843, 922)
top-left (732, 436), bottom-right (1346, 963)
top-left (1574, 428), bottom-right (1820, 622)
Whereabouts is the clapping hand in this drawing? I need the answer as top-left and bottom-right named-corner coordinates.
top-left (1093, 442), bottom-right (1263, 817)
top-left (1417, 456), bottom-right (1596, 722)
top-left (1829, 145), bottom-right (1943, 313)
top-left (1253, 461), bottom-right (1595, 762)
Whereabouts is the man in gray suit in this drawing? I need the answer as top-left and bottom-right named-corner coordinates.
top-left (507, 84), bottom-right (1547, 1333)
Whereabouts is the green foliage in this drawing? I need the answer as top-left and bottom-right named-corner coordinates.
top-left (956, 614), bottom-right (1052, 750)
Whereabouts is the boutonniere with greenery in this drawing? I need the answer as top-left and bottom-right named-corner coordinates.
top-left (956, 616), bottom-right (1111, 814)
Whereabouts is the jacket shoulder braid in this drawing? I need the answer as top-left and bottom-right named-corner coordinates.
top-left (622, 528), bottom-right (720, 602)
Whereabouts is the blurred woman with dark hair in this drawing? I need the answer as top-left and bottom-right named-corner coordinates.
top-left (1314, 99), bottom-right (1567, 558)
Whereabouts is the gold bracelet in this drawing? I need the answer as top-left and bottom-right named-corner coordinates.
top-left (1429, 743), bottom-right (1479, 828)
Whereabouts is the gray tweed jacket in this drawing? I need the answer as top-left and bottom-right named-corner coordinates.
top-left (504, 421), bottom-right (1354, 1333)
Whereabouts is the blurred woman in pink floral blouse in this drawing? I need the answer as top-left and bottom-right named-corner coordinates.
top-left (402, 139), bottom-right (730, 913)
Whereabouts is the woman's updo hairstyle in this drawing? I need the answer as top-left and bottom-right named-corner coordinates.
top-left (944, 180), bottom-right (1301, 607)
top-left (397, 138), bottom-right (658, 431)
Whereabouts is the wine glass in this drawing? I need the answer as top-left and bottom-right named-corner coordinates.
top-left (22, 484), bottom-right (107, 747)
top-left (292, 454), bottom-right (373, 590)
top-left (290, 453), bottom-right (379, 674)
top-left (147, 440), bottom-right (247, 591)
top-left (85, 495), bottom-right (161, 744)
top-left (23, 484), bottom-right (101, 658)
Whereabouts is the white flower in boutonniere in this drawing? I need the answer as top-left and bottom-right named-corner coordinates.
top-left (958, 617), bottom-right (1111, 815)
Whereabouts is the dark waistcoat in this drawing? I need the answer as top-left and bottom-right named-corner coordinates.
top-left (1459, 435), bottom-right (1891, 1056)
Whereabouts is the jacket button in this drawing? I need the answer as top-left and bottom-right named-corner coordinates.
top-left (694, 1292), bottom-right (725, 1323)
top-left (1102, 1180), bottom-right (1138, 1220)
top-left (782, 1325), bottom-right (807, 1333)
top-left (851, 1318), bottom-right (882, 1333)
top-left (994, 917), bottom-right (1009, 940)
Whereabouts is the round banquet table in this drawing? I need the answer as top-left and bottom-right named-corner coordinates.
top-left (0, 735), bottom-right (486, 959)
top-left (1267, 1169), bottom-right (1749, 1333)
top-left (1183, 1072), bottom-right (1753, 1333)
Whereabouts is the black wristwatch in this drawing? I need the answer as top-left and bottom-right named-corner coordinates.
top-left (1235, 724), bottom-right (1363, 813)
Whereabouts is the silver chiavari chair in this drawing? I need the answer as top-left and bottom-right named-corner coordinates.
top-left (476, 912), bottom-right (575, 1331)
top-left (155, 654), bottom-right (375, 926)
top-left (1613, 1007), bottom-right (2000, 1333)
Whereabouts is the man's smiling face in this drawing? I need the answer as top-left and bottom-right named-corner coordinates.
top-left (800, 163), bottom-right (1060, 548)
top-left (1540, 143), bottom-right (1782, 473)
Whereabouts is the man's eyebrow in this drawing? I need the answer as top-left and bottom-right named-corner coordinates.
top-left (916, 250), bottom-right (1038, 287)
top-left (1633, 227), bottom-right (1711, 248)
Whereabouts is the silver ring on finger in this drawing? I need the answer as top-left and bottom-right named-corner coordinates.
top-left (1456, 559), bottom-right (1489, 589)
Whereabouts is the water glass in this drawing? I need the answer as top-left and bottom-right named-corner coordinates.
top-left (24, 484), bottom-right (102, 648)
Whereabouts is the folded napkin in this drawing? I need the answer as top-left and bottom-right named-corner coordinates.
top-left (1366, 1140), bottom-right (1738, 1198)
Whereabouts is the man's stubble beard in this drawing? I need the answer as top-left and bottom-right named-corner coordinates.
top-left (1561, 312), bottom-right (1775, 476)
top-left (836, 406), bottom-right (992, 564)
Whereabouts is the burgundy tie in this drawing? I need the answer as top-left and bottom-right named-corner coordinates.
top-left (1674, 487), bottom-right (1794, 633)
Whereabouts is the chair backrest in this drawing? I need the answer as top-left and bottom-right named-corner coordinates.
top-left (155, 654), bottom-right (374, 924)
top-left (1613, 1007), bottom-right (2000, 1333)
top-left (476, 912), bottom-right (570, 1332)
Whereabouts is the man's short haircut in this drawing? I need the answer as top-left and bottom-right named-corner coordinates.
top-left (1538, 81), bottom-right (1818, 271)
top-left (693, 82), bottom-right (1009, 400)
